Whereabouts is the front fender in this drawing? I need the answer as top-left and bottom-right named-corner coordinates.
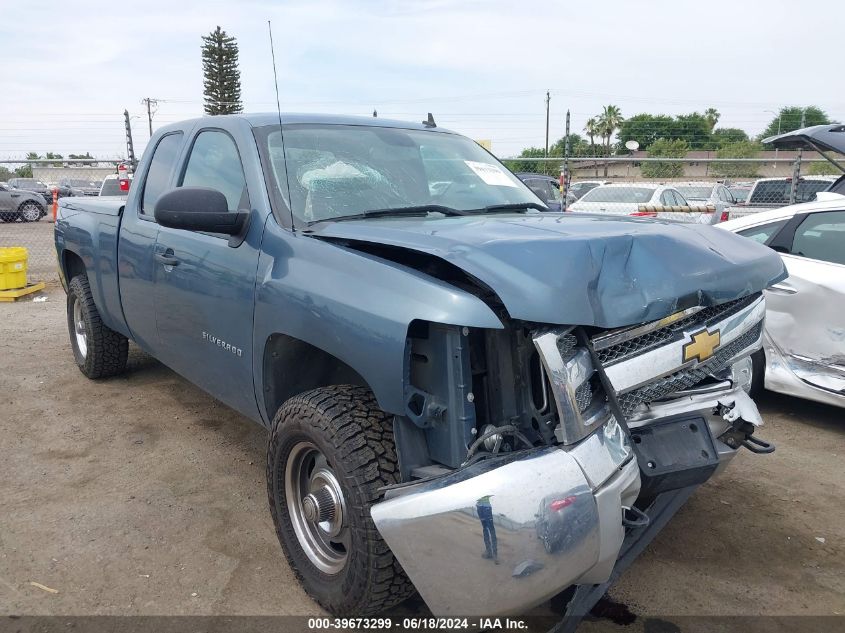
top-left (252, 222), bottom-right (503, 422)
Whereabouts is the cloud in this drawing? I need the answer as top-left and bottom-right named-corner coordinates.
top-left (1, 0), bottom-right (843, 159)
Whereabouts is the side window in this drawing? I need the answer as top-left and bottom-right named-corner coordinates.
top-left (141, 133), bottom-right (183, 215)
top-left (547, 180), bottom-right (561, 202)
top-left (660, 191), bottom-right (672, 205)
top-left (790, 210), bottom-right (845, 265)
top-left (672, 191), bottom-right (686, 205)
top-left (737, 220), bottom-right (788, 244)
top-left (180, 130), bottom-right (249, 211)
top-left (525, 179), bottom-right (548, 201)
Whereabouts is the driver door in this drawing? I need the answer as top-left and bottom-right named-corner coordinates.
top-left (152, 126), bottom-right (263, 419)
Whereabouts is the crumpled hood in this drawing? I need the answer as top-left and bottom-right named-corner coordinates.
top-left (310, 213), bottom-right (787, 328)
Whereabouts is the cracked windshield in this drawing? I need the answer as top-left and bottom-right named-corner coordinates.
top-left (260, 124), bottom-right (542, 222)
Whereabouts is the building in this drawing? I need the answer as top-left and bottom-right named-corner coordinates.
top-left (569, 150), bottom-right (839, 181)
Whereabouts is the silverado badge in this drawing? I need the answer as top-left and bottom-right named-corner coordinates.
top-left (683, 328), bottom-right (721, 363)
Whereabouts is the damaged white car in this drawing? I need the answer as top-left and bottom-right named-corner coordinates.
top-left (719, 200), bottom-right (845, 408)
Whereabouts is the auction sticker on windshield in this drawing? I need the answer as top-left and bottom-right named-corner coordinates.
top-left (464, 160), bottom-right (518, 187)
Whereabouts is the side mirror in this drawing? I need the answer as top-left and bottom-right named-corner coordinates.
top-left (154, 187), bottom-right (250, 247)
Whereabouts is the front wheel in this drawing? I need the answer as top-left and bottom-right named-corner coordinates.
top-left (67, 275), bottom-right (128, 378)
top-left (20, 202), bottom-right (42, 222)
top-left (267, 385), bottom-right (414, 615)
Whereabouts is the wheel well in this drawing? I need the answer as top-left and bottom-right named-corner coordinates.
top-left (262, 333), bottom-right (369, 421)
top-left (63, 250), bottom-right (86, 282)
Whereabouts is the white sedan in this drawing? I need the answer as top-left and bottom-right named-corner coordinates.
top-left (718, 198), bottom-right (845, 408)
top-left (568, 183), bottom-right (720, 223)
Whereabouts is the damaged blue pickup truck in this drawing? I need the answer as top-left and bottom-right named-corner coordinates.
top-left (55, 114), bottom-right (785, 618)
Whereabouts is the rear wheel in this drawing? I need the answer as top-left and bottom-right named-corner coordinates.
top-left (20, 202), bottom-right (42, 222)
top-left (67, 275), bottom-right (128, 378)
top-left (267, 385), bottom-right (413, 615)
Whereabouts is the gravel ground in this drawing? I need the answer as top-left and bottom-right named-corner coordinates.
top-left (1, 287), bottom-right (843, 627)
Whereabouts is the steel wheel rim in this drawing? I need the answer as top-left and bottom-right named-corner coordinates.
top-left (285, 441), bottom-right (350, 574)
top-left (73, 297), bottom-right (87, 358)
top-left (21, 204), bottom-right (39, 221)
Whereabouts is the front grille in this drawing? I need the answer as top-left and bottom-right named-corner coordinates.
top-left (574, 380), bottom-right (593, 412)
top-left (617, 321), bottom-right (763, 415)
top-left (556, 333), bottom-right (577, 359)
top-left (595, 294), bottom-right (759, 365)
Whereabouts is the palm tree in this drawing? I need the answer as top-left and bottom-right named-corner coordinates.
top-left (704, 107), bottom-right (720, 132)
top-left (584, 117), bottom-right (600, 176)
top-left (598, 105), bottom-right (623, 177)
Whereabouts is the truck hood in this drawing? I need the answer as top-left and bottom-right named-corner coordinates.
top-left (309, 213), bottom-right (787, 328)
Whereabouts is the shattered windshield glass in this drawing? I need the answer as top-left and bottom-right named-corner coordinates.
top-left (257, 124), bottom-right (541, 222)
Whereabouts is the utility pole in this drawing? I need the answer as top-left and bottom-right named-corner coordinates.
top-left (544, 91), bottom-right (551, 167)
top-left (123, 109), bottom-right (137, 170)
top-left (562, 109), bottom-right (571, 210)
top-left (789, 108), bottom-right (807, 205)
top-left (141, 97), bottom-right (159, 136)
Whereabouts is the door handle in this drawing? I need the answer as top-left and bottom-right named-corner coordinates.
top-left (155, 251), bottom-right (179, 267)
top-left (767, 282), bottom-right (797, 295)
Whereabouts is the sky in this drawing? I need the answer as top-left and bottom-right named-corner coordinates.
top-left (1, 0), bottom-right (844, 161)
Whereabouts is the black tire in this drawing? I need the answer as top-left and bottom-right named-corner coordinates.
top-left (267, 385), bottom-right (414, 615)
top-left (749, 349), bottom-right (765, 399)
top-left (67, 275), bottom-right (128, 379)
top-left (19, 202), bottom-right (42, 222)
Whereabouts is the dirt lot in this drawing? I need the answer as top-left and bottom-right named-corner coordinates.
top-left (1, 286), bottom-right (843, 627)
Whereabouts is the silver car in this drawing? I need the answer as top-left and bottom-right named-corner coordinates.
top-left (674, 181), bottom-right (736, 220)
top-left (719, 199), bottom-right (845, 408)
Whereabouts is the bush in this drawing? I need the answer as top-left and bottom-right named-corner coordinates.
top-left (641, 138), bottom-right (688, 178)
top-left (711, 141), bottom-right (762, 178)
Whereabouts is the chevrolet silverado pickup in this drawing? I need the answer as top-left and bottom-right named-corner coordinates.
top-left (55, 113), bottom-right (785, 618)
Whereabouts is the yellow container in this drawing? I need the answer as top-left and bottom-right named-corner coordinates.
top-left (0, 247), bottom-right (28, 290)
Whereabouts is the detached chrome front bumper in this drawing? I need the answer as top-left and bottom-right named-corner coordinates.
top-left (372, 384), bottom-right (763, 616)
top-left (371, 418), bottom-right (640, 616)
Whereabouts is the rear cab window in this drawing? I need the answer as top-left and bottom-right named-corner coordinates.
top-left (141, 133), bottom-right (184, 216)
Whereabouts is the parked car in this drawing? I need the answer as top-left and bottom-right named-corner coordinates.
top-left (58, 178), bottom-right (102, 197)
top-left (55, 113), bottom-right (783, 618)
top-left (7, 177), bottom-right (53, 201)
top-left (762, 124), bottom-right (845, 198)
top-left (745, 176), bottom-right (835, 208)
top-left (0, 182), bottom-right (47, 222)
top-left (674, 181), bottom-right (735, 221)
top-left (569, 183), bottom-right (722, 223)
top-left (718, 200), bottom-right (844, 408)
top-left (569, 180), bottom-right (608, 201)
top-left (99, 174), bottom-right (131, 196)
top-left (515, 172), bottom-right (562, 210)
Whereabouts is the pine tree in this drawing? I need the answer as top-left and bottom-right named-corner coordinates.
top-left (201, 26), bottom-right (243, 115)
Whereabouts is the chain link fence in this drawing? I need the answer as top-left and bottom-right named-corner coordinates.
top-left (501, 155), bottom-right (842, 221)
top-left (0, 160), bottom-right (123, 284)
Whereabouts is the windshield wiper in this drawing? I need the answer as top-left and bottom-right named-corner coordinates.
top-left (313, 204), bottom-right (470, 223)
top-left (475, 202), bottom-right (548, 213)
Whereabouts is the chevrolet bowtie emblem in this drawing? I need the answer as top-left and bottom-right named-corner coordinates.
top-left (683, 328), bottom-right (721, 363)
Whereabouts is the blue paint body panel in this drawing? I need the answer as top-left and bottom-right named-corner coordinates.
top-left (53, 112), bottom-right (786, 428)
top-left (311, 213), bottom-right (786, 328)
